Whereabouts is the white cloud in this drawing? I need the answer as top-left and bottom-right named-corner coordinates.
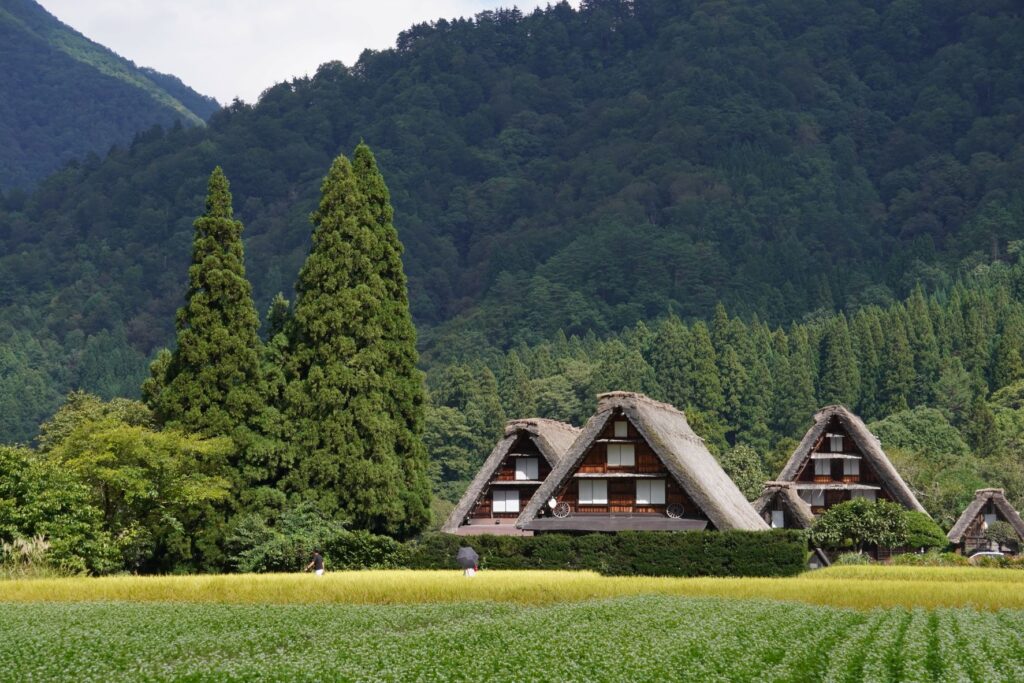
top-left (36, 1), bottom-right (576, 104)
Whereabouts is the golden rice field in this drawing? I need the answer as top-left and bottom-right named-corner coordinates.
top-left (3, 565), bottom-right (1024, 611)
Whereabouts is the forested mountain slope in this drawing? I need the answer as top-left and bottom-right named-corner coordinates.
top-left (1, 0), bottom-right (1023, 441)
top-left (0, 0), bottom-right (218, 189)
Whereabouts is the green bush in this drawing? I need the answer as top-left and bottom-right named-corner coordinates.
top-left (321, 530), bottom-right (409, 570)
top-left (405, 530), bottom-right (806, 577)
top-left (984, 521), bottom-right (1020, 552)
top-left (833, 552), bottom-right (873, 565)
top-left (904, 512), bottom-right (949, 551)
top-left (226, 504), bottom-right (408, 573)
top-left (891, 550), bottom-right (969, 567)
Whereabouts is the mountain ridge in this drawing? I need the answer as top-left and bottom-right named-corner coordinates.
top-left (0, 0), bottom-right (218, 188)
top-left (0, 0), bottom-right (1022, 440)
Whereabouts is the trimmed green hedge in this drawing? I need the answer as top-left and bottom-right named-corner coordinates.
top-left (406, 530), bottom-right (807, 577)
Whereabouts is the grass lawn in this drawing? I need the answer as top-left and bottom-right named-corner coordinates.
top-left (3, 567), bottom-right (1024, 681)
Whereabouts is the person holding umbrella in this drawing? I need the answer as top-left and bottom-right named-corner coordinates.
top-left (456, 545), bottom-right (479, 577)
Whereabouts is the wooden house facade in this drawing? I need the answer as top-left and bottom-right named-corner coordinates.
top-left (947, 488), bottom-right (1024, 555)
top-left (442, 418), bottom-right (579, 536)
top-left (517, 392), bottom-right (768, 533)
top-left (770, 405), bottom-right (928, 524)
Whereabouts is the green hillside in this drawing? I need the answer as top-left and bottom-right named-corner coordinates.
top-left (1, 0), bottom-right (1023, 442)
top-left (0, 0), bottom-right (218, 189)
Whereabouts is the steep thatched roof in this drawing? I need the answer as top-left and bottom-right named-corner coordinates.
top-left (948, 488), bottom-right (1024, 543)
top-left (517, 392), bottom-right (768, 531)
top-left (753, 481), bottom-right (816, 529)
top-left (777, 405), bottom-right (928, 514)
top-left (441, 418), bottom-right (579, 533)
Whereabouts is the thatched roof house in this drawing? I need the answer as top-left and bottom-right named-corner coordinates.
top-left (948, 488), bottom-right (1024, 554)
top-left (517, 392), bottom-right (768, 532)
top-left (442, 418), bottom-right (579, 536)
top-left (771, 405), bottom-right (927, 523)
top-left (753, 481), bottom-right (816, 529)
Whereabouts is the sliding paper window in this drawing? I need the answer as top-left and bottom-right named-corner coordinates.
top-left (635, 479), bottom-right (666, 505)
top-left (492, 489), bottom-right (519, 513)
top-left (578, 479), bottom-right (608, 505)
top-left (607, 444), bottom-right (635, 467)
top-left (514, 457), bottom-right (538, 480)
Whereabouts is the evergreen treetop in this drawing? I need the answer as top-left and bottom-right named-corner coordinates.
top-left (152, 167), bottom-right (263, 438)
top-left (285, 148), bottom-right (430, 538)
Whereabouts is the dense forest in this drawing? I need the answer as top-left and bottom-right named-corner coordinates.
top-left (2, 0), bottom-right (1024, 526)
top-left (2, 0), bottom-right (1024, 439)
top-left (0, 0), bottom-right (218, 189)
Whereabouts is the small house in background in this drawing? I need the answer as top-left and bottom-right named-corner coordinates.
top-left (516, 392), bottom-right (768, 533)
top-left (771, 405), bottom-right (928, 522)
top-left (753, 481), bottom-right (831, 568)
top-left (753, 481), bottom-right (815, 530)
top-left (442, 418), bottom-right (580, 536)
top-left (948, 488), bottom-right (1024, 555)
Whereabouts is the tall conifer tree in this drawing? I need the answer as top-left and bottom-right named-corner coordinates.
top-left (152, 167), bottom-right (263, 437)
top-left (284, 147), bottom-right (430, 537)
top-left (819, 314), bottom-right (860, 408)
top-left (648, 316), bottom-right (690, 408)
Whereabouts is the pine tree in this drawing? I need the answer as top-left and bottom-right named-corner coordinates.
top-left (906, 286), bottom-right (940, 405)
top-left (718, 345), bottom-right (749, 443)
top-left (819, 314), bottom-right (860, 408)
top-left (993, 310), bottom-right (1024, 389)
top-left (681, 321), bottom-right (725, 418)
top-left (776, 327), bottom-right (818, 437)
top-left (498, 350), bottom-right (536, 418)
top-left (648, 316), bottom-right (690, 408)
top-left (284, 147), bottom-right (430, 537)
top-left (963, 394), bottom-right (998, 457)
top-left (851, 308), bottom-right (883, 419)
top-left (880, 313), bottom-right (914, 414)
top-left (151, 167), bottom-right (263, 437)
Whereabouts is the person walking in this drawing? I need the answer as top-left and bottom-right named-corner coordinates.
top-left (305, 549), bottom-right (325, 576)
top-left (456, 545), bottom-right (479, 577)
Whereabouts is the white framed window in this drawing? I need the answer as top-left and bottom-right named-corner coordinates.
top-left (492, 489), bottom-right (520, 513)
top-left (800, 490), bottom-right (825, 507)
top-left (843, 459), bottom-right (860, 476)
top-left (771, 510), bottom-right (785, 528)
top-left (613, 420), bottom-right (629, 438)
top-left (515, 457), bottom-right (538, 481)
top-left (636, 479), bottom-right (666, 505)
top-left (814, 459), bottom-right (830, 476)
top-left (851, 490), bottom-right (877, 502)
top-left (829, 434), bottom-right (844, 452)
top-left (607, 443), bottom-right (635, 467)
top-left (578, 479), bottom-right (608, 505)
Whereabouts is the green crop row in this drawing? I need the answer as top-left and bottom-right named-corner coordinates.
top-left (1, 597), bottom-right (1022, 682)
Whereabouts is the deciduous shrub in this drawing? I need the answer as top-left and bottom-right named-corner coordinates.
top-left (833, 552), bottom-right (873, 565)
top-left (891, 551), bottom-right (970, 567)
top-left (405, 530), bottom-right (806, 577)
top-left (984, 521), bottom-right (1020, 552)
top-left (904, 512), bottom-right (949, 551)
top-left (226, 504), bottom-right (408, 572)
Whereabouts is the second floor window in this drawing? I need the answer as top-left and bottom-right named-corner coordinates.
top-left (515, 457), bottom-right (538, 480)
top-left (607, 443), bottom-right (635, 467)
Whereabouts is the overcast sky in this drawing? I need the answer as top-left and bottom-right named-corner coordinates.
top-left (38, 1), bottom-right (575, 104)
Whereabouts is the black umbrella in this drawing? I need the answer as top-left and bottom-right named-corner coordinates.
top-left (456, 545), bottom-right (479, 570)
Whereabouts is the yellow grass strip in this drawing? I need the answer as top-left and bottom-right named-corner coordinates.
top-left (812, 565), bottom-right (1024, 583)
top-left (3, 566), bottom-right (1024, 611)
